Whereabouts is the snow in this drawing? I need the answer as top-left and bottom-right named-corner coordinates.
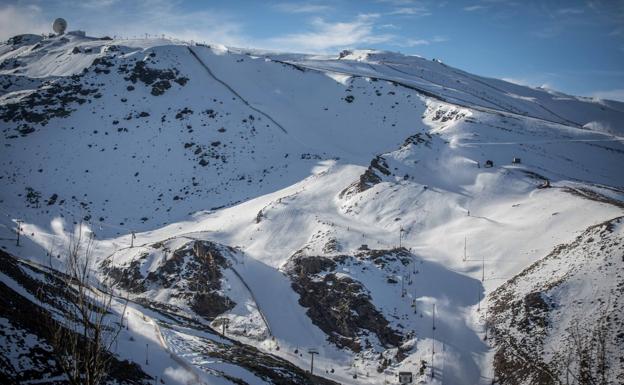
top-left (1, 33), bottom-right (623, 384)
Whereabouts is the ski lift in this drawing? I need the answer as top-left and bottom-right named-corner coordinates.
top-left (512, 157), bottom-right (521, 164)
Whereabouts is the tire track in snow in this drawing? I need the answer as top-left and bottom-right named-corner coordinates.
top-left (149, 317), bottom-right (209, 385)
top-left (227, 260), bottom-right (273, 337)
top-left (187, 46), bottom-right (288, 134)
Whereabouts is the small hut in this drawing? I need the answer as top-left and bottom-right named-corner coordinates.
top-left (399, 371), bottom-right (413, 384)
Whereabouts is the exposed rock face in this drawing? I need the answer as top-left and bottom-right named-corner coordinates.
top-left (401, 132), bottom-right (432, 148)
top-left (0, 78), bottom-right (99, 137)
top-left (339, 133), bottom-right (433, 199)
top-left (102, 240), bottom-right (235, 320)
top-left (119, 60), bottom-right (188, 96)
top-left (489, 217), bottom-right (624, 385)
top-left (103, 258), bottom-right (146, 293)
top-left (339, 155), bottom-right (390, 198)
top-left (427, 105), bottom-right (466, 123)
top-left (286, 250), bottom-right (404, 352)
top-left (1, 48), bottom-right (189, 139)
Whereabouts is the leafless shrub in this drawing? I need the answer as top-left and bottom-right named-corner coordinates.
top-left (41, 222), bottom-right (128, 385)
top-left (561, 306), bottom-right (610, 385)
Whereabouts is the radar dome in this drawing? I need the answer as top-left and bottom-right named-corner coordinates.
top-left (53, 18), bottom-right (67, 35)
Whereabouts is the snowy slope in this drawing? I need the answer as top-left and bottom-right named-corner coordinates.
top-left (1, 32), bottom-right (623, 385)
top-left (488, 216), bottom-right (624, 385)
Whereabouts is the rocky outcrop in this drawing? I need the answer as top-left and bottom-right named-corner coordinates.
top-left (286, 250), bottom-right (404, 352)
top-left (119, 59), bottom-right (188, 96)
top-left (102, 240), bottom-right (235, 320)
top-left (489, 217), bottom-right (624, 385)
top-left (339, 155), bottom-right (391, 198)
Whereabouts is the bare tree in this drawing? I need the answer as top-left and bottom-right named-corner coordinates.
top-left (561, 305), bottom-right (611, 385)
top-left (41, 222), bottom-right (128, 385)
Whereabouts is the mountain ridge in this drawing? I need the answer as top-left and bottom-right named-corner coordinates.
top-left (0, 31), bottom-right (623, 385)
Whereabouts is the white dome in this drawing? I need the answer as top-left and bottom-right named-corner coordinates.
top-left (53, 18), bottom-right (67, 34)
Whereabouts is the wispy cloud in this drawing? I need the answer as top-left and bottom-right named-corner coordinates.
top-left (399, 35), bottom-right (448, 47)
top-left (121, 5), bottom-right (247, 46)
top-left (0, 0), bottom-right (251, 46)
top-left (388, 7), bottom-right (431, 16)
top-left (267, 14), bottom-right (393, 52)
top-left (63, 0), bottom-right (250, 46)
top-left (0, 4), bottom-right (49, 40)
top-left (556, 7), bottom-right (584, 15)
top-left (273, 2), bottom-right (332, 14)
top-left (404, 38), bottom-right (429, 46)
top-left (531, 25), bottom-right (563, 39)
top-left (463, 5), bottom-right (487, 12)
top-left (376, 0), bottom-right (421, 5)
top-left (78, 0), bottom-right (121, 9)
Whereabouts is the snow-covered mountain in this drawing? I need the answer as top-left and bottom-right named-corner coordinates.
top-left (1, 31), bottom-right (623, 385)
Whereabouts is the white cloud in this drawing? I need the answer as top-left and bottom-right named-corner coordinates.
top-left (405, 38), bottom-right (429, 46)
top-left (78, 0), bottom-right (121, 9)
top-left (388, 7), bottom-right (431, 16)
top-left (608, 27), bottom-right (622, 36)
top-left (0, 5), bottom-right (50, 41)
top-left (63, 0), bottom-right (251, 47)
top-left (376, 0), bottom-right (421, 5)
top-left (273, 2), bottom-right (332, 14)
top-left (267, 14), bottom-right (394, 52)
top-left (0, 0), bottom-right (249, 47)
top-left (463, 5), bottom-right (487, 12)
top-left (557, 8), bottom-right (584, 15)
top-left (399, 35), bottom-right (447, 47)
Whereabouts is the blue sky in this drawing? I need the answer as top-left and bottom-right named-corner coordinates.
top-left (1, 0), bottom-right (623, 101)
